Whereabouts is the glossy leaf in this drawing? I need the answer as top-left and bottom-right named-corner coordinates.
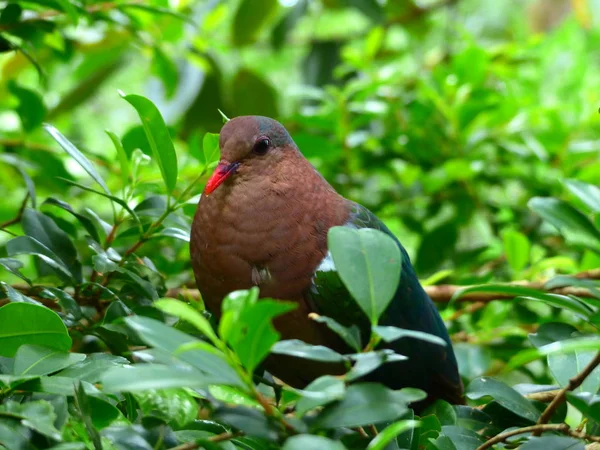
top-left (565, 179), bottom-right (600, 213)
top-left (310, 314), bottom-right (362, 352)
top-left (271, 340), bottom-right (346, 362)
top-left (44, 124), bottom-right (110, 194)
top-left (0, 303), bottom-right (71, 357)
top-left (13, 345), bottom-right (85, 376)
top-left (314, 383), bottom-right (410, 429)
top-left (232, 0), bottom-right (279, 47)
top-left (295, 376), bottom-right (346, 417)
top-left (328, 227), bottom-right (402, 324)
top-left (105, 130), bottom-right (130, 187)
top-left (466, 377), bottom-right (540, 422)
top-left (373, 325), bottom-right (447, 347)
top-left (283, 435), bottom-right (348, 450)
top-left (367, 420), bottom-right (421, 450)
top-left (121, 93), bottom-right (178, 194)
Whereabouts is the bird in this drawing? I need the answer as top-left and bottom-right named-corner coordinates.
top-left (190, 115), bottom-right (463, 407)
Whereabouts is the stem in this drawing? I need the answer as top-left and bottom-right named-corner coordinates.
top-left (170, 431), bottom-right (244, 450)
top-left (533, 351), bottom-right (600, 435)
top-left (0, 193), bottom-right (30, 230)
top-left (477, 423), bottom-right (600, 450)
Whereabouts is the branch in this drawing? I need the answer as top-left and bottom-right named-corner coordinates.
top-left (477, 423), bottom-right (600, 450)
top-left (166, 269), bottom-right (600, 304)
top-left (0, 193), bottom-right (30, 230)
top-left (169, 431), bottom-right (244, 450)
top-left (524, 389), bottom-right (561, 403)
top-left (534, 351), bottom-right (600, 435)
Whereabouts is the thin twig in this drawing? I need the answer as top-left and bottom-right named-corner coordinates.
top-left (0, 193), bottom-right (30, 230)
top-left (477, 423), bottom-right (600, 450)
top-left (524, 389), bottom-right (561, 403)
top-left (169, 431), bottom-right (244, 450)
top-left (533, 351), bottom-right (600, 435)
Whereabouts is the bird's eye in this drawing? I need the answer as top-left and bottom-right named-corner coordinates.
top-left (252, 137), bottom-right (271, 155)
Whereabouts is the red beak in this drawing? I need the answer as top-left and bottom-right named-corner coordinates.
top-left (204, 161), bottom-right (240, 195)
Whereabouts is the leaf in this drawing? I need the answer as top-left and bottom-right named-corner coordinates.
top-left (151, 46), bottom-right (179, 98)
top-left (566, 392), bottom-right (600, 423)
top-left (345, 350), bottom-right (408, 381)
top-left (565, 179), bottom-right (600, 213)
top-left (6, 235), bottom-right (73, 281)
top-left (295, 376), bottom-right (346, 417)
top-left (202, 132), bottom-right (221, 167)
top-left (507, 336), bottom-right (600, 370)
top-left (0, 303), bottom-right (72, 357)
top-left (0, 258), bottom-right (31, 284)
top-left (16, 165), bottom-right (37, 209)
top-left (283, 435), bottom-right (348, 450)
top-left (530, 323), bottom-right (600, 394)
top-left (0, 400), bottom-right (61, 440)
top-left (8, 80), bottom-right (46, 132)
top-left (44, 124), bottom-right (111, 195)
top-left (121, 93), bottom-right (178, 194)
top-left (310, 315), bottom-right (362, 352)
top-left (105, 130), bottom-right (130, 187)
top-left (271, 340), bottom-right (347, 362)
top-left (328, 227), bottom-right (402, 324)
top-left (232, 0), bottom-right (279, 47)
top-left (367, 420), bottom-right (421, 450)
top-left (314, 383), bottom-right (411, 429)
top-left (502, 229), bottom-right (530, 272)
top-left (519, 436), bottom-right (585, 450)
top-left (57, 353), bottom-right (129, 383)
top-left (231, 69), bottom-right (279, 118)
top-left (13, 345), bottom-right (85, 376)
top-left (230, 300), bottom-right (297, 373)
top-left (124, 316), bottom-right (243, 386)
top-left (21, 208), bottom-right (81, 282)
top-left (133, 388), bottom-right (198, 428)
top-left (58, 177), bottom-right (142, 228)
top-left (423, 400), bottom-right (457, 426)
top-left (101, 364), bottom-right (212, 391)
top-left (373, 325), bottom-right (447, 347)
top-left (528, 197), bottom-right (600, 250)
top-left (42, 198), bottom-right (101, 242)
top-left (466, 377), bottom-right (540, 423)
top-left (154, 298), bottom-right (220, 346)
top-left (156, 227), bottom-right (190, 242)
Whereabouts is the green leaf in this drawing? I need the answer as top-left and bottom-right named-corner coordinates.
top-left (528, 197), bottom-right (600, 250)
top-left (102, 364), bottom-right (213, 391)
top-left (373, 325), bottom-right (447, 347)
top-left (283, 435), bottom-right (348, 450)
top-left (57, 353), bottom-right (129, 383)
top-left (314, 383), bottom-right (411, 429)
top-left (328, 227), bottom-right (402, 324)
top-left (232, 0), bottom-right (280, 47)
top-left (133, 388), bottom-right (198, 428)
top-left (6, 235), bottom-right (73, 281)
top-left (121, 93), bottom-right (178, 194)
top-left (566, 392), bottom-right (600, 423)
top-left (271, 339), bottom-right (347, 362)
top-left (310, 315), bottom-right (362, 352)
top-left (21, 208), bottom-right (81, 282)
top-left (151, 47), bottom-right (179, 98)
top-left (105, 130), bottom-right (130, 187)
top-left (202, 132), bottom-right (221, 167)
top-left (502, 229), bottom-right (530, 272)
top-left (565, 179), bottom-right (600, 213)
top-left (0, 302), bottom-right (72, 357)
top-left (230, 300), bottom-right (297, 373)
top-left (530, 323), bottom-right (600, 394)
top-left (125, 316), bottom-right (243, 386)
top-left (87, 396), bottom-right (120, 430)
top-left (367, 420), bottom-right (421, 450)
top-left (44, 124), bottom-right (111, 195)
top-left (466, 377), bottom-right (540, 422)
top-left (295, 376), bottom-right (346, 417)
top-left (58, 177), bottom-right (142, 229)
top-left (423, 400), bottom-right (457, 426)
top-left (519, 436), bottom-right (585, 450)
top-left (0, 400), bottom-right (61, 440)
top-left (154, 298), bottom-right (220, 346)
top-left (42, 198), bottom-right (101, 243)
top-left (0, 259), bottom-right (31, 284)
top-left (13, 345), bottom-right (85, 376)
top-left (8, 80), bottom-right (46, 131)
top-left (345, 350), bottom-right (408, 381)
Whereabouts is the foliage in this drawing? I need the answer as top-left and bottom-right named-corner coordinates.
top-left (1, 0), bottom-right (600, 449)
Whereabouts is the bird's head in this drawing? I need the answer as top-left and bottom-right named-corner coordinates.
top-left (203, 115), bottom-right (296, 195)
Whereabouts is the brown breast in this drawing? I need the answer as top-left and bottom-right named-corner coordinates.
top-left (191, 151), bottom-right (348, 333)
